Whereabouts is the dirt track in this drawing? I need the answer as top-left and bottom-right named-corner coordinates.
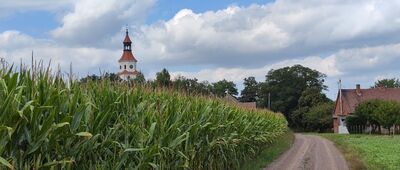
top-left (265, 134), bottom-right (349, 170)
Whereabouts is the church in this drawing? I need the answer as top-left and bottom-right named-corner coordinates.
top-left (117, 28), bottom-right (139, 80)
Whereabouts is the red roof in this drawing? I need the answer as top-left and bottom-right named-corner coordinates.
top-left (224, 94), bottom-right (257, 109)
top-left (334, 87), bottom-right (400, 116)
top-left (123, 33), bottom-right (132, 43)
top-left (119, 51), bottom-right (137, 62)
top-left (117, 70), bottom-right (139, 76)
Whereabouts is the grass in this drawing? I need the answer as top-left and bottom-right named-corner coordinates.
top-left (319, 134), bottom-right (400, 170)
top-left (0, 66), bottom-right (289, 169)
top-left (240, 131), bottom-right (294, 170)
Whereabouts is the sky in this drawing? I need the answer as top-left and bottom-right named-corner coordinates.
top-left (1, 0), bottom-right (400, 99)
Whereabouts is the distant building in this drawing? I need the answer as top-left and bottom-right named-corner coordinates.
top-left (224, 94), bottom-right (257, 109)
top-left (333, 84), bottom-right (400, 134)
top-left (117, 28), bottom-right (139, 80)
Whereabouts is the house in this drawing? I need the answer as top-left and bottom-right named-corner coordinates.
top-left (333, 84), bottom-right (400, 134)
top-left (224, 94), bottom-right (257, 109)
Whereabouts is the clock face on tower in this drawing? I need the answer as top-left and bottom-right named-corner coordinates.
top-left (130, 65), bottom-right (134, 69)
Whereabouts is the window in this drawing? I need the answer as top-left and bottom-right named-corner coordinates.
top-left (129, 65), bottom-right (134, 69)
top-left (124, 65), bottom-right (126, 69)
top-left (120, 65), bottom-right (122, 69)
top-left (127, 76), bottom-right (131, 79)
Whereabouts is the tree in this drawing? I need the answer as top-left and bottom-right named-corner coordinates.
top-left (104, 73), bottom-right (121, 81)
top-left (291, 88), bottom-right (331, 129)
top-left (172, 76), bottom-right (213, 95)
top-left (304, 102), bottom-right (334, 132)
top-left (373, 78), bottom-right (400, 88)
top-left (132, 72), bottom-right (146, 84)
top-left (258, 65), bottom-right (327, 127)
top-left (240, 77), bottom-right (259, 102)
top-left (350, 100), bottom-right (400, 134)
top-left (156, 68), bottom-right (171, 87)
top-left (80, 74), bottom-right (100, 83)
top-left (80, 73), bottom-right (121, 83)
top-left (212, 79), bottom-right (238, 97)
top-left (373, 100), bottom-right (400, 134)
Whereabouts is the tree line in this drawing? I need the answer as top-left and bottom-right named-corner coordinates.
top-left (80, 65), bottom-right (334, 131)
top-left (348, 100), bottom-right (400, 134)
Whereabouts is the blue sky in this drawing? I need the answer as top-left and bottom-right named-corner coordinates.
top-left (0, 0), bottom-right (272, 37)
top-left (148, 0), bottom-right (272, 22)
top-left (0, 10), bottom-right (58, 38)
top-left (1, 0), bottom-right (400, 99)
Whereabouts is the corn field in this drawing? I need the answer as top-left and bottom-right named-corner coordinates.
top-left (0, 66), bottom-right (288, 169)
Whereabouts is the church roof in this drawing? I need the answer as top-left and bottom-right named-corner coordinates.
top-left (119, 51), bottom-right (137, 62)
top-left (118, 70), bottom-right (139, 76)
top-left (123, 33), bottom-right (132, 43)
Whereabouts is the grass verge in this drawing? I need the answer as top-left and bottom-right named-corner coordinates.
top-left (319, 134), bottom-right (400, 170)
top-left (240, 131), bottom-right (294, 170)
top-left (319, 134), bottom-right (367, 170)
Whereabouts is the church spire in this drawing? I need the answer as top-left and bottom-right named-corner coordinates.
top-left (123, 27), bottom-right (132, 51)
top-left (119, 27), bottom-right (137, 62)
top-left (118, 26), bottom-right (139, 81)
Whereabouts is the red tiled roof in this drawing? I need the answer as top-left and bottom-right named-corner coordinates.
top-left (335, 88), bottom-right (400, 115)
top-left (224, 94), bottom-right (257, 109)
top-left (123, 34), bottom-right (132, 43)
top-left (237, 102), bottom-right (257, 109)
top-left (117, 70), bottom-right (139, 76)
top-left (119, 51), bottom-right (137, 62)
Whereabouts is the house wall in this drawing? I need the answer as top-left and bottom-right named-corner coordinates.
top-left (119, 61), bottom-right (137, 72)
top-left (333, 94), bottom-right (341, 133)
top-left (119, 73), bottom-right (137, 81)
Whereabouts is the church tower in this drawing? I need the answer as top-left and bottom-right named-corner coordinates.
top-left (117, 28), bottom-right (138, 80)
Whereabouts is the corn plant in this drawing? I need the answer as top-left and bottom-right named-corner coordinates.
top-left (0, 65), bottom-right (288, 169)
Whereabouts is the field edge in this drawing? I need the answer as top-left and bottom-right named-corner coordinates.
top-left (240, 130), bottom-right (294, 170)
top-left (318, 134), bottom-right (369, 170)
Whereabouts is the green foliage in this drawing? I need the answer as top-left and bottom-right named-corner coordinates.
top-left (0, 67), bottom-right (288, 169)
top-left (258, 65), bottom-right (327, 128)
top-left (80, 73), bottom-right (121, 83)
top-left (350, 100), bottom-right (400, 133)
top-left (172, 76), bottom-right (212, 95)
top-left (373, 78), bottom-right (400, 88)
top-left (240, 77), bottom-right (259, 102)
top-left (155, 68), bottom-right (171, 86)
top-left (304, 102), bottom-right (334, 132)
top-left (320, 134), bottom-right (400, 170)
top-left (132, 71), bottom-right (146, 84)
top-left (240, 131), bottom-right (294, 170)
top-left (291, 88), bottom-right (331, 130)
top-left (212, 79), bottom-right (238, 97)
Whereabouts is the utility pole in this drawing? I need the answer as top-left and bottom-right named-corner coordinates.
top-left (268, 92), bottom-right (271, 109)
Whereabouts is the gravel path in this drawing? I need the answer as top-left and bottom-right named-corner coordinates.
top-left (265, 134), bottom-right (349, 170)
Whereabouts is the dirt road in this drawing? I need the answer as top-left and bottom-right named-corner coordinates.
top-left (265, 134), bottom-right (348, 170)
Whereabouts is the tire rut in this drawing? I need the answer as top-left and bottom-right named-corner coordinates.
top-left (265, 134), bottom-right (348, 170)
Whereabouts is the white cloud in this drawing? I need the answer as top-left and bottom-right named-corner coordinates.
top-left (133, 0), bottom-right (400, 68)
top-left (51, 0), bottom-right (156, 46)
top-left (0, 0), bottom-right (73, 18)
top-left (169, 55), bottom-right (340, 84)
top-left (0, 0), bottom-right (72, 10)
top-left (2, 0), bottom-right (400, 99)
top-left (0, 31), bottom-right (36, 50)
top-left (0, 31), bottom-right (119, 76)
